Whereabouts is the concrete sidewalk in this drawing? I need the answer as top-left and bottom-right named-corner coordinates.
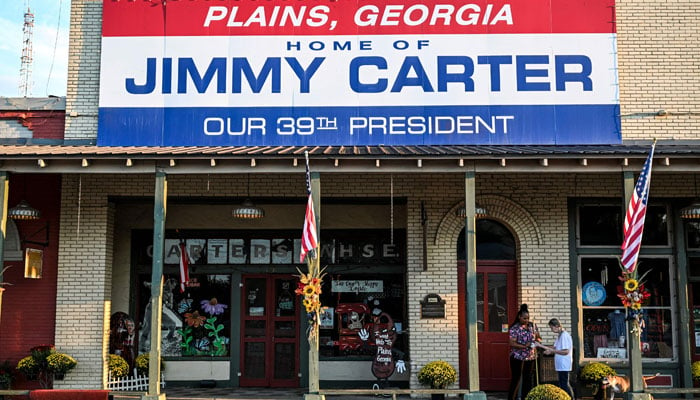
top-left (111, 388), bottom-right (509, 400)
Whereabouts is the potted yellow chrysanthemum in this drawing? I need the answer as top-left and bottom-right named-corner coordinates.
top-left (46, 352), bottom-right (77, 380)
top-left (526, 384), bottom-right (570, 400)
top-left (108, 354), bottom-right (129, 379)
top-left (417, 360), bottom-right (457, 400)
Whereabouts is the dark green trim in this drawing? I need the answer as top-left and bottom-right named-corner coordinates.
top-left (567, 197), bottom-right (582, 367)
top-left (673, 210), bottom-right (693, 388)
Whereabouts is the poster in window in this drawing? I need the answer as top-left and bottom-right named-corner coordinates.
top-left (24, 248), bottom-right (42, 279)
top-left (320, 307), bottom-right (334, 329)
top-left (582, 281), bottom-right (606, 306)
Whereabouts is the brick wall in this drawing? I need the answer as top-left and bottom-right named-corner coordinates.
top-left (53, 171), bottom-right (647, 388)
top-left (617, 0), bottom-right (700, 140)
top-left (61, 0), bottom-right (700, 389)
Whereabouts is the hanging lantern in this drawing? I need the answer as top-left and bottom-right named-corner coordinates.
top-left (8, 200), bottom-right (41, 220)
top-left (456, 205), bottom-right (488, 219)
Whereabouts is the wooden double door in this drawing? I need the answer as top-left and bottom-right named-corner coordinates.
top-left (240, 274), bottom-right (299, 387)
top-left (459, 261), bottom-right (517, 391)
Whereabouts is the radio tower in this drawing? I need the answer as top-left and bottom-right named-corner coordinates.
top-left (19, 3), bottom-right (35, 97)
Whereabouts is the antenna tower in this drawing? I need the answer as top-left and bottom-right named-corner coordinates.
top-left (19, 3), bottom-right (35, 97)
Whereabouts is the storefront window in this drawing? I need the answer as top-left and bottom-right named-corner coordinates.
top-left (318, 273), bottom-right (406, 361)
top-left (580, 257), bottom-right (674, 360)
top-left (687, 222), bottom-right (700, 251)
top-left (578, 205), bottom-right (668, 246)
top-left (137, 273), bottom-right (232, 358)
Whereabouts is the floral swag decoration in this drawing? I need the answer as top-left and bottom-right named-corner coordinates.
top-left (616, 259), bottom-right (651, 333)
top-left (295, 266), bottom-right (326, 343)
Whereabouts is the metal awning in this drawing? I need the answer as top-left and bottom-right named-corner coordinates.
top-left (0, 142), bottom-right (697, 174)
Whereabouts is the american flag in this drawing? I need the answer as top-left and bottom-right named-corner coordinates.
top-left (621, 142), bottom-right (656, 272)
top-left (300, 152), bottom-right (318, 263)
top-left (179, 241), bottom-right (190, 293)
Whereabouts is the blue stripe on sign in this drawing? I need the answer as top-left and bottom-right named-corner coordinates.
top-left (97, 105), bottom-right (621, 146)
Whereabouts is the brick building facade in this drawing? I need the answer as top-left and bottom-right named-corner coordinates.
top-left (0, 0), bottom-right (699, 396)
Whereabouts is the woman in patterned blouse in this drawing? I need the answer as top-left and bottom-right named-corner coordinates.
top-left (508, 304), bottom-right (541, 400)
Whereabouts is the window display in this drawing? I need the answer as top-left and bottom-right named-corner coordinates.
top-left (580, 257), bottom-right (674, 359)
top-left (318, 273), bottom-right (406, 361)
top-left (137, 274), bottom-right (232, 358)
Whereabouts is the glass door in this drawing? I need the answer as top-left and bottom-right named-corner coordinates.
top-left (240, 274), bottom-right (299, 387)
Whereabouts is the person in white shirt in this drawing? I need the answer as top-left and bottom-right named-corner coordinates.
top-left (537, 318), bottom-right (574, 399)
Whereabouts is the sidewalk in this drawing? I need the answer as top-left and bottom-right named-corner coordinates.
top-left (111, 388), bottom-right (509, 400)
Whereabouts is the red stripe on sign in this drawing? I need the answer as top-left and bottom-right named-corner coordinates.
top-left (102, 0), bottom-right (616, 37)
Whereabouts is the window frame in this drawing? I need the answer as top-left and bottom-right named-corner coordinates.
top-left (574, 200), bottom-right (677, 364)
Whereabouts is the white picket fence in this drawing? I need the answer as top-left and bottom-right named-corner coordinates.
top-left (107, 369), bottom-right (165, 391)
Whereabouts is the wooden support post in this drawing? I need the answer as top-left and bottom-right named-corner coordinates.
top-left (463, 168), bottom-right (486, 400)
top-left (0, 172), bottom-right (7, 326)
top-left (142, 170), bottom-right (167, 400)
top-left (622, 171), bottom-right (647, 399)
top-left (305, 171), bottom-right (325, 400)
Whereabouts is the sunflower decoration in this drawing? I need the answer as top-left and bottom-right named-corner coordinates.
top-left (616, 260), bottom-right (651, 326)
top-left (295, 267), bottom-right (327, 339)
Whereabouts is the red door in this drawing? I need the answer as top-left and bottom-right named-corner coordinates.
top-left (459, 261), bottom-right (516, 391)
top-left (240, 274), bottom-right (299, 387)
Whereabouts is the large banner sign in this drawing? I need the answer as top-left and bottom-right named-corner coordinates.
top-left (98, 0), bottom-right (620, 146)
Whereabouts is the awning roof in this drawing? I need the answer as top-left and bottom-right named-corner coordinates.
top-left (0, 142), bottom-right (697, 174)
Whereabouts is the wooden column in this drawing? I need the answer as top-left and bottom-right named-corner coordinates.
top-left (622, 171), bottom-right (644, 393)
top-left (304, 171), bottom-right (324, 400)
top-left (143, 170), bottom-right (167, 400)
top-left (463, 169), bottom-right (486, 400)
top-left (0, 172), bottom-right (8, 326)
top-left (0, 172), bottom-right (7, 281)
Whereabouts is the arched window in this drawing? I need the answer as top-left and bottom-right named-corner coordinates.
top-left (457, 219), bottom-right (515, 261)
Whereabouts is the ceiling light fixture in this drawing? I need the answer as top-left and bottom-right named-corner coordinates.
top-left (456, 204), bottom-right (488, 219)
top-left (232, 175), bottom-right (265, 219)
top-left (680, 174), bottom-right (700, 220)
top-left (8, 200), bottom-right (41, 220)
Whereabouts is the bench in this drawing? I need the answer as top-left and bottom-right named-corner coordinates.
top-left (318, 388), bottom-right (470, 399)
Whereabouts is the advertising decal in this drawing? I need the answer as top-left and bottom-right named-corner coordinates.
top-left (98, 0), bottom-right (620, 146)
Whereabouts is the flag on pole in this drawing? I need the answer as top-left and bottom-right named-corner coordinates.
top-left (300, 152), bottom-right (318, 263)
top-left (621, 142), bottom-right (656, 272)
top-left (179, 241), bottom-right (190, 292)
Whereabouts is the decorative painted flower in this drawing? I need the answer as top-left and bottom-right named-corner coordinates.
top-left (201, 298), bottom-right (228, 316)
top-left (184, 311), bottom-right (206, 327)
top-left (624, 279), bottom-right (638, 291)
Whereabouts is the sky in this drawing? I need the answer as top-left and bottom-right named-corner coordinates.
top-left (0, 0), bottom-right (70, 97)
